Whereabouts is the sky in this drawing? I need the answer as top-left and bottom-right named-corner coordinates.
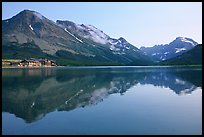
top-left (2, 2), bottom-right (202, 48)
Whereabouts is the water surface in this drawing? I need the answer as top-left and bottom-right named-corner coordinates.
top-left (2, 66), bottom-right (202, 135)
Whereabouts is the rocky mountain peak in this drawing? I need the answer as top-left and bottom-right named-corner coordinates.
top-left (118, 37), bottom-right (127, 43)
top-left (172, 37), bottom-right (198, 46)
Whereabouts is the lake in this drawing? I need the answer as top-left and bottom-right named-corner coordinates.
top-left (2, 66), bottom-right (202, 135)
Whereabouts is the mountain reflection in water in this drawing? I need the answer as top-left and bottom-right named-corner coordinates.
top-left (2, 67), bottom-right (202, 123)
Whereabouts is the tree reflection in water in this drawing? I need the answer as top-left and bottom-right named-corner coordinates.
top-left (2, 66), bottom-right (202, 123)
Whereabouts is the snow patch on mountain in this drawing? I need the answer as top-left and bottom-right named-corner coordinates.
top-left (88, 30), bottom-right (108, 44)
top-left (31, 101), bottom-right (35, 108)
top-left (29, 25), bottom-right (33, 30)
top-left (108, 39), bottom-right (118, 45)
top-left (179, 37), bottom-right (197, 46)
top-left (125, 46), bottom-right (130, 50)
top-left (152, 53), bottom-right (160, 56)
top-left (75, 24), bottom-right (109, 44)
top-left (86, 25), bottom-right (108, 39)
top-left (64, 28), bottom-right (83, 43)
top-left (133, 49), bottom-right (137, 52)
top-left (110, 45), bottom-right (116, 51)
top-left (175, 48), bottom-right (186, 53)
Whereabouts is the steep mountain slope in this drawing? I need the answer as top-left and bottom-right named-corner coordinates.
top-left (160, 44), bottom-right (202, 65)
top-left (2, 10), bottom-right (153, 66)
top-left (140, 37), bottom-right (198, 62)
top-left (56, 20), bottom-right (153, 65)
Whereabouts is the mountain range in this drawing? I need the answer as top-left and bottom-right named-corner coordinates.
top-left (2, 10), bottom-right (202, 66)
top-left (140, 37), bottom-right (198, 62)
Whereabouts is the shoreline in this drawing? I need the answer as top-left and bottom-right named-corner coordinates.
top-left (2, 66), bottom-right (59, 69)
top-left (2, 65), bottom-right (202, 69)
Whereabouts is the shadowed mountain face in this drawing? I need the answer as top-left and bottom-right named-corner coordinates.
top-left (2, 10), bottom-right (152, 66)
top-left (160, 44), bottom-right (202, 65)
top-left (2, 67), bottom-right (202, 123)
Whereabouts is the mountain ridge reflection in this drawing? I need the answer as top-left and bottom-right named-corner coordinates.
top-left (2, 67), bottom-right (202, 123)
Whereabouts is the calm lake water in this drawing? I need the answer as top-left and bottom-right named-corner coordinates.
top-left (2, 66), bottom-right (202, 135)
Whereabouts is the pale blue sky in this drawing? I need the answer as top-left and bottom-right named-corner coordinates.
top-left (2, 2), bottom-right (202, 48)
